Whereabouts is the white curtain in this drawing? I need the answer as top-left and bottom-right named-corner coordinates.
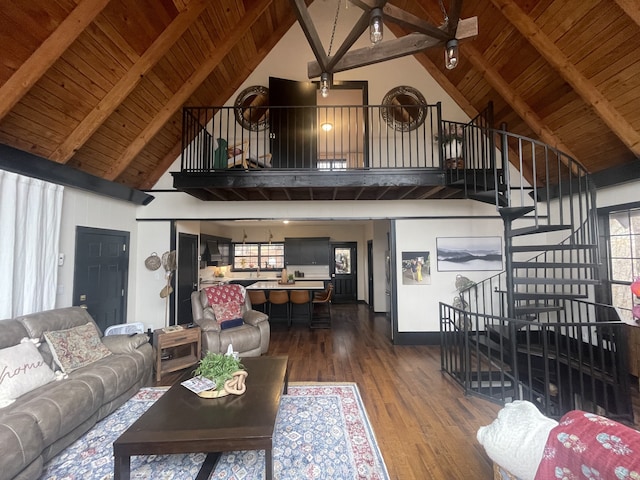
top-left (0, 170), bottom-right (64, 318)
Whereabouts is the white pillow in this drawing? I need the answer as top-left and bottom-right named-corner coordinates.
top-left (476, 400), bottom-right (558, 480)
top-left (0, 342), bottom-right (56, 408)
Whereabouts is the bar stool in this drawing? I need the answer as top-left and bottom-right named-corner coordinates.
top-left (311, 283), bottom-right (333, 329)
top-left (268, 290), bottom-right (289, 325)
top-left (248, 290), bottom-right (267, 313)
top-left (289, 290), bottom-right (311, 327)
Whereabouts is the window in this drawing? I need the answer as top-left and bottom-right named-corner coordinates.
top-left (232, 243), bottom-right (284, 271)
top-left (317, 159), bottom-right (347, 171)
top-left (607, 208), bottom-right (640, 322)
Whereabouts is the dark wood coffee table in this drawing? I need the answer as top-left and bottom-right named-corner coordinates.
top-left (113, 355), bottom-right (289, 480)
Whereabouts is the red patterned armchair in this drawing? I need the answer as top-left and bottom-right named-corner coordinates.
top-left (190, 284), bottom-right (270, 357)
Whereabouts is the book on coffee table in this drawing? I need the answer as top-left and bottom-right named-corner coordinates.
top-left (181, 375), bottom-right (215, 394)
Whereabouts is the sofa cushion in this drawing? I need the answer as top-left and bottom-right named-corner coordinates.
top-left (211, 302), bottom-right (244, 329)
top-left (44, 323), bottom-right (112, 373)
top-left (477, 400), bottom-right (558, 480)
top-left (0, 341), bottom-right (57, 408)
top-left (0, 411), bottom-right (44, 480)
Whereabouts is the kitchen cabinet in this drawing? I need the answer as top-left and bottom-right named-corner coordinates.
top-left (200, 234), bottom-right (231, 267)
top-left (285, 237), bottom-right (330, 265)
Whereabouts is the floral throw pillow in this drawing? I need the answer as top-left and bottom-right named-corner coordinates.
top-left (211, 302), bottom-right (244, 330)
top-left (0, 341), bottom-right (57, 408)
top-left (44, 323), bottom-right (112, 373)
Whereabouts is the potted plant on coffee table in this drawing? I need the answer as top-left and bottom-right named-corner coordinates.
top-left (192, 352), bottom-right (247, 398)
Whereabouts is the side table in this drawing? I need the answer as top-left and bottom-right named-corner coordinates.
top-left (153, 326), bottom-right (201, 382)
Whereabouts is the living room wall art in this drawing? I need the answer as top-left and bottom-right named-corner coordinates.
top-left (436, 237), bottom-right (503, 272)
top-left (401, 251), bottom-right (431, 285)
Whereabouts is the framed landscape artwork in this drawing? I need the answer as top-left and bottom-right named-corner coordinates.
top-left (401, 251), bottom-right (431, 285)
top-left (436, 237), bottom-right (503, 272)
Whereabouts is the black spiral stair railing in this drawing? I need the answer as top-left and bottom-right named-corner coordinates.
top-left (439, 117), bottom-right (633, 422)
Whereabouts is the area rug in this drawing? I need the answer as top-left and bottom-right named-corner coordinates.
top-left (39, 383), bottom-right (389, 480)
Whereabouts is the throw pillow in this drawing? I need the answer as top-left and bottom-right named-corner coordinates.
top-left (0, 341), bottom-right (56, 408)
top-left (211, 302), bottom-right (244, 330)
top-left (44, 322), bottom-right (112, 373)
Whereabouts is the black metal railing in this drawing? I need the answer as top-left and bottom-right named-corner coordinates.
top-left (440, 301), bottom-right (632, 421)
top-left (181, 103), bottom-right (453, 171)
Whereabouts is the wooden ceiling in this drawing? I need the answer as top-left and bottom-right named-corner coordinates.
top-left (1, 0), bottom-right (638, 193)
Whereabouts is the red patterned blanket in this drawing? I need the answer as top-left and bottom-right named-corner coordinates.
top-left (535, 410), bottom-right (640, 479)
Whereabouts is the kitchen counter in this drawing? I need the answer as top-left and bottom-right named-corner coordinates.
top-left (245, 280), bottom-right (325, 290)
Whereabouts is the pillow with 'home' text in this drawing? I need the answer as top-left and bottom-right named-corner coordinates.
top-left (0, 341), bottom-right (57, 408)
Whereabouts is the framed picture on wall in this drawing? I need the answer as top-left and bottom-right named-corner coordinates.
top-left (436, 237), bottom-right (503, 272)
top-left (401, 251), bottom-right (431, 285)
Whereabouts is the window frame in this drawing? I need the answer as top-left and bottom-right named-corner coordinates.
top-left (231, 242), bottom-right (285, 271)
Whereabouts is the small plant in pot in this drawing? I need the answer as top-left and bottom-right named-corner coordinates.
top-left (193, 352), bottom-right (247, 398)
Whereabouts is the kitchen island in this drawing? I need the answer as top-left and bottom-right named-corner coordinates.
top-left (245, 280), bottom-right (325, 290)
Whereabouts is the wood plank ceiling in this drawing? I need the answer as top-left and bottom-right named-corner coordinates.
top-left (0, 0), bottom-right (638, 193)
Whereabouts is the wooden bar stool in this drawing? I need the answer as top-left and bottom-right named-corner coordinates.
top-left (248, 289), bottom-right (267, 313)
top-left (268, 290), bottom-right (289, 325)
top-left (289, 290), bottom-right (311, 327)
top-left (311, 283), bottom-right (333, 329)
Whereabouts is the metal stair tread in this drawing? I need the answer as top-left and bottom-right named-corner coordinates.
top-left (509, 243), bottom-right (597, 252)
top-left (499, 206), bottom-right (535, 221)
top-left (509, 224), bottom-right (573, 237)
top-left (513, 292), bottom-right (589, 300)
top-left (511, 261), bottom-right (599, 269)
top-left (514, 304), bottom-right (564, 315)
top-left (513, 277), bottom-right (599, 285)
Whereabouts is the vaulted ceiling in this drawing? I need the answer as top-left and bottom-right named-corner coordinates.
top-left (1, 0), bottom-right (638, 193)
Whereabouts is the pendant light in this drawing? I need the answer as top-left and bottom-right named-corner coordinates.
top-left (369, 8), bottom-right (383, 45)
top-left (320, 72), bottom-right (331, 98)
top-left (445, 39), bottom-right (459, 70)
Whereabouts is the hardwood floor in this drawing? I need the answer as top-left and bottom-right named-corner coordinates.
top-left (157, 303), bottom-right (640, 479)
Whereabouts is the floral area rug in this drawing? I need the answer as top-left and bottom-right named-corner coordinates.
top-left (39, 383), bottom-right (389, 480)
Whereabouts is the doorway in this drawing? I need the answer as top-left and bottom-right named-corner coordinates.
top-left (177, 233), bottom-right (198, 325)
top-left (330, 242), bottom-right (357, 303)
top-left (73, 227), bottom-right (129, 332)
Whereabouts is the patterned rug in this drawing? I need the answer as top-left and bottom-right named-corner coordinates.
top-left (39, 383), bottom-right (389, 480)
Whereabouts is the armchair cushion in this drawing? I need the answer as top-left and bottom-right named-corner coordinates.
top-left (211, 303), bottom-right (244, 330)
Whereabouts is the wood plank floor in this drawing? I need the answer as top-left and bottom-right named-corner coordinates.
top-left (158, 303), bottom-right (640, 479)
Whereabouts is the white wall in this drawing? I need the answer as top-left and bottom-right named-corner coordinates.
top-left (56, 186), bottom-right (139, 322)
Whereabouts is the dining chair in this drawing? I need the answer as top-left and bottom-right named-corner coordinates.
top-left (311, 283), bottom-right (333, 329)
top-left (248, 289), bottom-right (268, 313)
top-left (268, 290), bottom-right (289, 325)
top-left (289, 290), bottom-right (311, 327)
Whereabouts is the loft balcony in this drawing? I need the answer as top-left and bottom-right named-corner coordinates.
top-left (173, 103), bottom-right (485, 201)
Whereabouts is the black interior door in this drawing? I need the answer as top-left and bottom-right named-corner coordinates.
top-left (331, 242), bottom-right (358, 303)
top-left (269, 76), bottom-right (317, 168)
top-left (73, 227), bottom-right (129, 332)
top-left (177, 233), bottom-right (198, 325)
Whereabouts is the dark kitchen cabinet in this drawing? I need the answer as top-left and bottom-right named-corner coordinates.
top-left (200, 234), bottom-right (231, 267)
top-left (285, 237), bottom-right (330, 265)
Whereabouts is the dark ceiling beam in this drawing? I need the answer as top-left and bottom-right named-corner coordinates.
top-left (0, 145), bottom-right (153, 205)
top-left (291, 0), bottom-right (329, 72)
top-left (446, 0), bottom-right (463, 36)
top-left (382, 3), bottom-right (449, 40)
top-left (325, 11), bottom-right (371, 73)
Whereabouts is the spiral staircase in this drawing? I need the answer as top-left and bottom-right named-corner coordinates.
top-left (439, 105), bottom-right (633, 422)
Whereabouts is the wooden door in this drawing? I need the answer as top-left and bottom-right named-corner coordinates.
top-left (177, 233), bottom-right (198, 325)
top-left (73, 227), bottom-right (129, 332)
top-left (269, 76), bottom-right (317, 168)
top-left (331, 242), bottom-right (357, 303)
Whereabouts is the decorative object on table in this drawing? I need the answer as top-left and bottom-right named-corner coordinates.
top-left (160, 250), bottom-right (176, 326)
top-left (189, 348), bottom-right (247, 399)
top-left (144, 252), bottom-right (161, 271)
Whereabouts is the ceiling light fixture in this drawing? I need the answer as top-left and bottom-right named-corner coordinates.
top-left (369, 8), bottom-right (383, 45)
top-left (320, 72), bottom-right (330, 98)
top-left (445, 39), bottom-right (459, 70)
top-left (321, 122), bottom-right (333, 132)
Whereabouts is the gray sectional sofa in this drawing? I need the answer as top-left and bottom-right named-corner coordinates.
top-left (0, 307), bottom-right (153, 480)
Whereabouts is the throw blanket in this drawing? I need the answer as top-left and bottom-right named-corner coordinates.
top-left (535, 410), bottom-right (640, 479)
